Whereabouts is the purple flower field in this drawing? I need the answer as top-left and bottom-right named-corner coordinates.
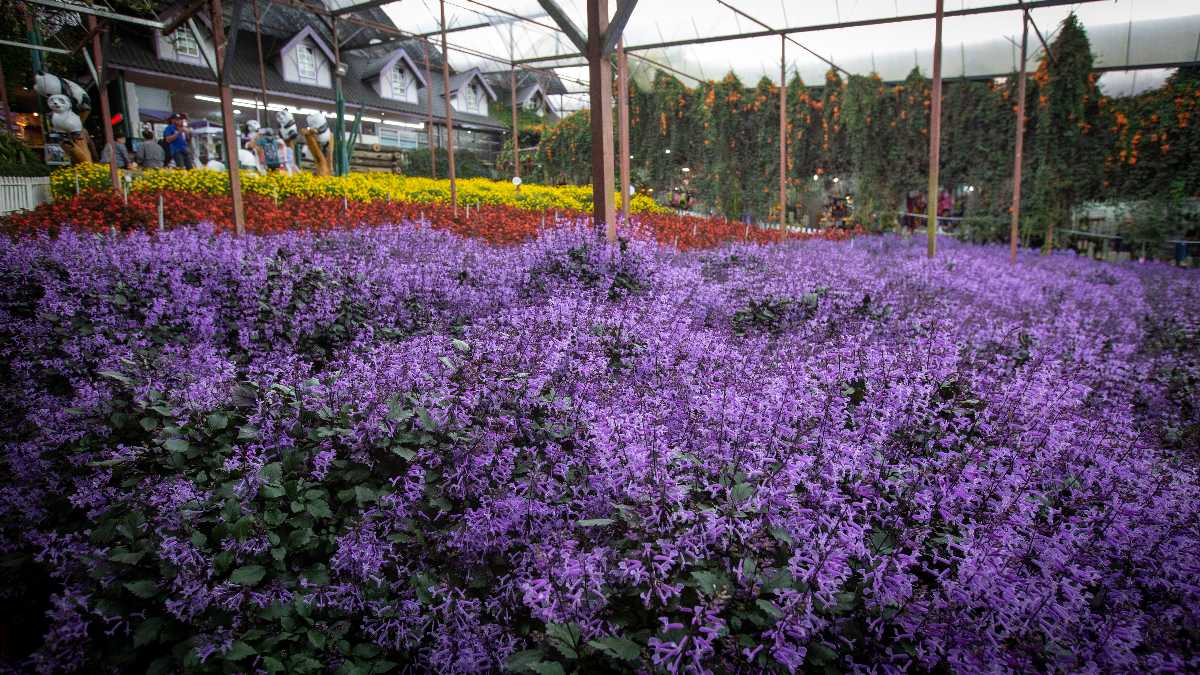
top-left (1, 223), bottom-right (1198, 673)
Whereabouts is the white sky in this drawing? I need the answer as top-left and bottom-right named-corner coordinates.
top-left (382, 0), bottom-right (1200, 109)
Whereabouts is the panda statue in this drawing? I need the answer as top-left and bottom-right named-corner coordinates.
top-left (300, 112), bottom-right (333, 176)
top-left (306, 112), bottom-right (331, 147)
top-left (276, 109), bottom-right (299, 143)
top-left (46, 94), bottom-right (82, 134)
top-left (34, 72), bottom-right (91, 120)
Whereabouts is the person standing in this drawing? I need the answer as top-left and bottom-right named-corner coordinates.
top-left (134, 128), bottom-right (165, 168)
top-left (163, 113), bottom-right (193, 169)
top-left (99, 130), bottom-right (134, 168)
top-left (255, 128), bottom-right (285, 173)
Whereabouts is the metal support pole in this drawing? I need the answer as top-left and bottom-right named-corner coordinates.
top-left (440, 0), bottom-right (457, 212)
top-left (779, 35), bottom-right (786, 226)
top-left (1009, 12), bottom-right (1029, 263)
top-left (211, 0), bottom-right (246, 235)
top-left (617, 38), bottom-right (631, 221)
top-left (510, 25), bottom-right (520, 187)
top-left (89, 15), bottom-right (119, 194)
top-left (333, 17), bottom-right (346, 175)
top-left (252, 0), bottom-right (270, 126)
top-left (926, 0), bottom-right (944, 258)
top-left (587, 0), bottom-right (616, 241)
top-left (422, 40), bottom-right (436, 178)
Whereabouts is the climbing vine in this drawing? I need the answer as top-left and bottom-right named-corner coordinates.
top-left (532, 14), bottom-right (1195, 230)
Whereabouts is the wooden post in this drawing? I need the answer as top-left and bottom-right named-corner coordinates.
top-left (332, 17), bottom-right (346, 176)
top-left (779, 35), bottom-right (786, 227)
top-left (88, 15), bottom-right (119, 196)
top-left (0, 55), bottom-right (14, 136)
top-left (587, 0), bottom-right (616, 241)
top-left (1010, 12), bottom-right (1029, 263)
top-left (617, 38), bottom-right (631, 222)
top-left (252, 0), bottom-right (269, 126)
top-left (926, 0), bottom-right (944, 258)
top-left (439, 0), bottom-right (457, 214)
top-left (422, 40), bottom-right (436, 179)
top-left (509, 25), bottom-right (520, 189)
top-left (210, 0), bottom-right (246, 235)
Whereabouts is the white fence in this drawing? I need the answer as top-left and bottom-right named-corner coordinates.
top-left (0, 176), bottom-right (53, 215)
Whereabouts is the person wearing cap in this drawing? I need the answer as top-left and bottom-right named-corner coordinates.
top-left (163, 113), bottom-right (194, 169)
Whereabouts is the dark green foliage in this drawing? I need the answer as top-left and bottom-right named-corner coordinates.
top-left (402, 148), bottom-right (492, 179)
top-left (0, 133), bottom-right (49, 176)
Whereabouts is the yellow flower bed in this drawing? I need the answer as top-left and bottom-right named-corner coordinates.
top-left (50, 165), bottom-right (667, 215)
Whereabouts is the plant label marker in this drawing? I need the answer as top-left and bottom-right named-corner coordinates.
top-left (157, 193), bottom-right (164, 232)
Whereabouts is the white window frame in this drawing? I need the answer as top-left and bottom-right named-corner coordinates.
top-left (172, 30), bottom-right (200, 60)
top-left (390, 63), bottom-right (414, 101)
top-left (297, 44), bottom-right (318, 82)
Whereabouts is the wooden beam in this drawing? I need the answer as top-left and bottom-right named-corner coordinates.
top-left (926, 0), bottom-right (944, 258)
top-left (515, 0), bottom-right (1105, 65)
top-left (617, 38), bottom-right (630, 221)
top-left (537, 0), bottom-right (587, 53)
top-left (510, 24), bottom-right (519, 185)
top-left (440, 0), bottom-right (457, 213)
top-left (252, 0), bottom-right (270, 126)
top-left (330, 0), bottom-right (402, 16)
top-left (23, 0), bottom-right (165, 29)
top-left (88, 15), bottom-right (119, 196)
top-left (423, 39), bottom-right (436, 178)
top-left (211, 0), bottom-right (246, 235)
top-left (161, 0), bottom-right (209, 35)
top-left (222, 0), bottom-right (246, 83)
top-left (601, 0), bottom-right (637, 56)
top-left (1010, 11), bottom-right (1028, 263)
top-left (779, 35), bottom-right (786, 228)
top-left (587, 0), bottom-right (615, 240)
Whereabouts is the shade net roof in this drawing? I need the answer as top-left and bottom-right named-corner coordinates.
top-left (311, 0), bottom-right (1198, 109)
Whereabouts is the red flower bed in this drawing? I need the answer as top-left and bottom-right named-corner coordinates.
top-left (1, 189), bottom-right (859, 248)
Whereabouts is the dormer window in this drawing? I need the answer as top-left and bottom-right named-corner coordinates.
top-left (463, 83), bottom-right (486, 114)
top-left (390, 63), bottom-right (415, 101)
top-left (174, 31), bottom-right (199, 59)
top-left (297, 45), bottom-right (318, 82)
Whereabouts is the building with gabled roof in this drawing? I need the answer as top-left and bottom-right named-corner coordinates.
top-left (104, 0), bottom-right (508, 168)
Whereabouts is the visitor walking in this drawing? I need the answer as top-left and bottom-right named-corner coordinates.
top-left (163, 113), bottom-right (193, 169)
top-left (134, 128), bottom-right (165, 168)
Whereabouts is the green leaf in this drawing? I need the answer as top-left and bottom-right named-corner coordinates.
top-left (109, 549), bottom-right (146, 565)
top-left (261, 656), bottom-right (286, 673)
top-left (503, 649), bottom-right (546, 672)
top-left (529, 664), bottom-right (565, 675)
top-left (546, 622), bottom-right (580, 659)
top-left (730, 481), bottom-right (754, 504)
top-left (690, 570), bottom-right (726, 595)
top-left (206, 412), bottom-right (229, 431)
top-left (124, 580), bottom-right (158, 598)
top-left (224, 641), bottom-right (256, 660)
top-left (415, 407), bottom-right (437, 431)
top-left (306, 629), bottom-right (326, 649)
top-left (577, 518), bottom-right (614, 527)
top-left (451, 338), bottom-right (470, 352)
top-left (755, 598), bottom-right (784, 619)
top-left (98, 370), bottom-right (132, 385)
top-left (306, 499), bottom-right (334, 519)
top-left (134, 617), bottom-right (165, 647)
top-left (768, 526), bottom-right (794, 546)
top-left (163, 438), bottom-right (190, 453)
top-left (230, 564), bottom-right (267, 586)
top-left (354, 486), bottom-right (377, 504)
top-left (587, 636), bottom-right (640, 661)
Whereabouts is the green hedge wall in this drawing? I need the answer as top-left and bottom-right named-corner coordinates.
top-left (532, 14), bottom-right (1199, 237)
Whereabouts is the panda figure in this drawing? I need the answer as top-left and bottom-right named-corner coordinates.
top-left (276, 109), bottom-right (298, 143)
top-left (34, 72), bottom-right (91, 117)
top-left (306, 112), bottom-right (331, 147)
top-left (46, 94), bottom-right (82, 134)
